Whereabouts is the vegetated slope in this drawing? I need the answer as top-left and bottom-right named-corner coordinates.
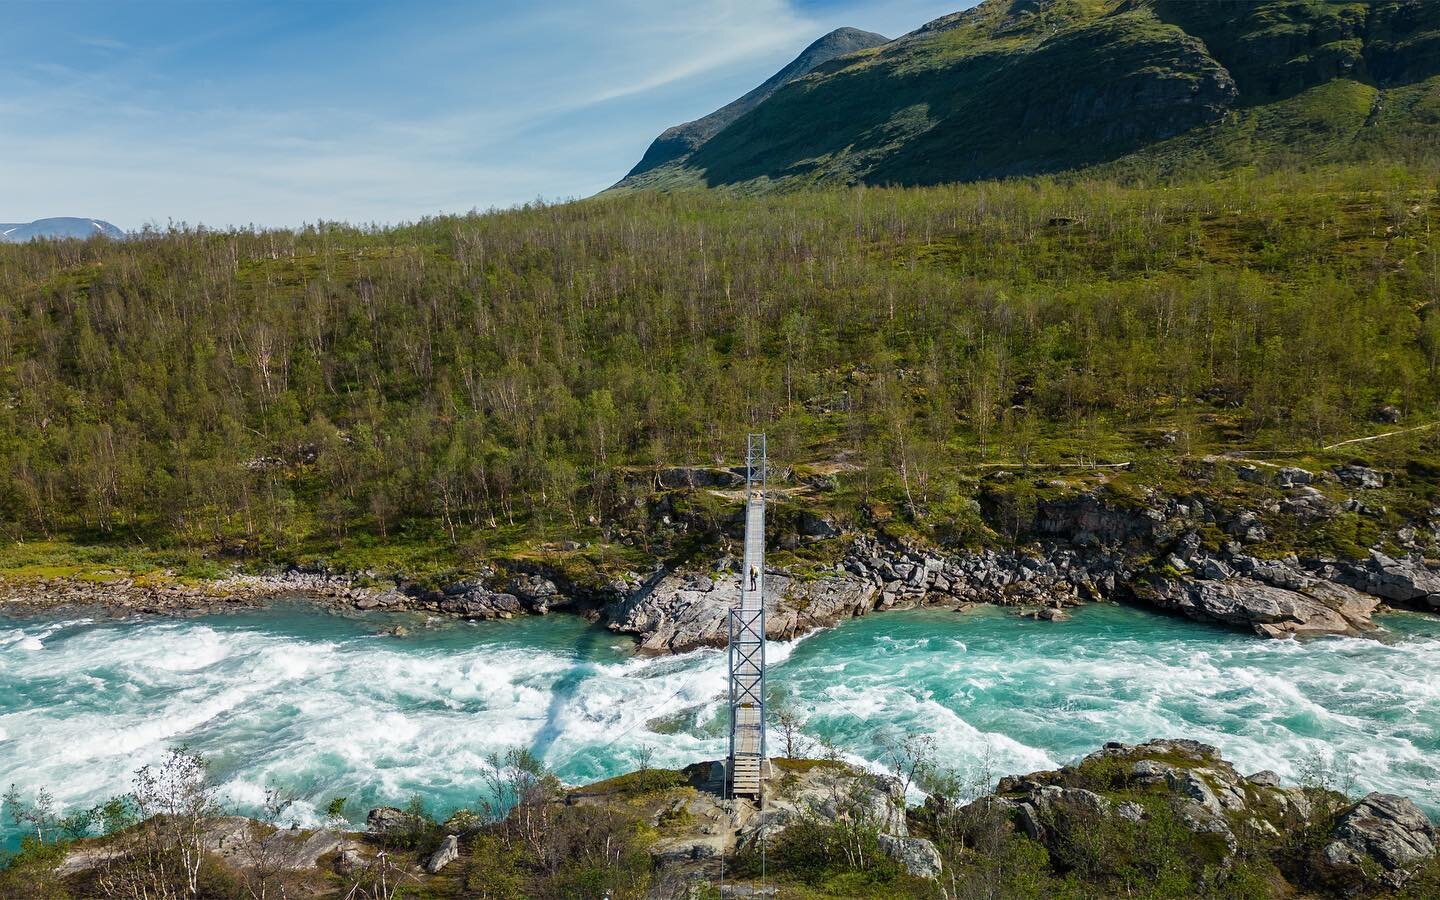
top-left (1, 163), bottom-right (1438, 577)
top-left (0, 218), bottom-right (124, 242)
top-left (614, 0), bottom-right (1440, 192)
top-left (625, 26), bottom-right (889, 179)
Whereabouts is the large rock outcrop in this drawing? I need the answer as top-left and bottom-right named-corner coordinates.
top-left (1331, 551), bottom-right (1440, 610)
top-left (1320, 793), bottom-right (1439, 890)
top-left (606, 567), bottom-right (878, 653)
top-left (966, 739), bottom-right (1440, 892)
top-left (1137, 576), bottom-right (1380, 638)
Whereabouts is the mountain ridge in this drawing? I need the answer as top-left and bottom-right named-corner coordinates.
top-left (0, 217), bottom-right (124, 242)
top-left (612, 0), bottom-right (1440, 192)
top-left (623, 26), bottom-right (889, 179)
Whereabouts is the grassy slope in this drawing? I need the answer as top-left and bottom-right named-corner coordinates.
top-left (613, 0), bottom-right (1440, 193)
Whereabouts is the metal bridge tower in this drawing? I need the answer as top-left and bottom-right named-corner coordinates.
top-left (728, 433), bottom-right (768, 800)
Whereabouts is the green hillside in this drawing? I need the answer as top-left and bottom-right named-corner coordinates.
top-left (614, 0), bottom-right (1440, 192)
top-left (1, 163), bottom-right (1438, 579)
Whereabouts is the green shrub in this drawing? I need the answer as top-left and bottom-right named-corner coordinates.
top-left (0, 836), bottom-right (71, 899)
top-left (737, 817), bottom-right (900, 888)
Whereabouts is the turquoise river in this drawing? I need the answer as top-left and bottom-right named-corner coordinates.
top-left (3, 602), bottom-right (1439, 849)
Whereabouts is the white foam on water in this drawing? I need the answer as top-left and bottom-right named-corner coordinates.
top-left (0, 617), bottom-right (96, 653)
top-left (3, 605), bottom-right (1438, 836)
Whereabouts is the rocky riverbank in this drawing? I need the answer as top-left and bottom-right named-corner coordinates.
top-left (5, 461), bottom-right (1440, 650)
top-left (4, 534), bottom-right (1436, 652)
top-left (44, 738), bottom-right (1440, 898)
top-left (0, 570), bottom-right (387, 617)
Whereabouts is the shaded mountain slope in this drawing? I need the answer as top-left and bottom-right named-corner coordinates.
top-left (623, 26), bottom-right (889, 179)
top-left (614, 0), bottom-right (1440, 192)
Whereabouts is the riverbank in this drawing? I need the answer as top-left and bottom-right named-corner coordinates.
top-left (13, 739), bottom-right (1439, 898)
top-left (5, 454), bottom-right (1440, 660)
top-left (4, 527), bottom-right (1438, 654)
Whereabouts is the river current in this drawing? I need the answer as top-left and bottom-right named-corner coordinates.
top-left (2, 602), bottom-right (1438, 848)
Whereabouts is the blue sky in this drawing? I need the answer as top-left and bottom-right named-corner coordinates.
top-left (1, 0), bottom-right (971, 230)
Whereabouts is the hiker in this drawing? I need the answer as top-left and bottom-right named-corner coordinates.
top-left (749, 565), bottom-right (759, 591)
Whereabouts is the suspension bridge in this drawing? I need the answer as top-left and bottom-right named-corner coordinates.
top-left (728, 433), bottom-right (768, 801)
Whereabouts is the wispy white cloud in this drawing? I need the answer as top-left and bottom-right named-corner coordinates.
top-left (74, 35), bottom-right (129, 51)
top-left (0, 0), bottom-right (969, 230)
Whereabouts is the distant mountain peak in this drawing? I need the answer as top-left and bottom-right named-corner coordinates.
top-left (613, 0), bottom-right (1440, 194)
top-left (622, 26), bottom-right (889, 179)
top-left (0, 217), bottom-right (124, 243)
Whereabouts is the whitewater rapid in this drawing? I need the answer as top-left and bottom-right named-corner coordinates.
top-left (1, 603), bottom-right (1437, 844)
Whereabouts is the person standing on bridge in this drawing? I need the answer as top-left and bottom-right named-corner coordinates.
top-left (749, 565), bottom-right (759, 591)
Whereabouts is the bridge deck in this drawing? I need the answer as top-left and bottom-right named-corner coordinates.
top-left (729, 437), bottom-right (768, 800)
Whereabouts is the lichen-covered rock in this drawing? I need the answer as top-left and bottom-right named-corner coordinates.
top-left (989, 738), bottom-right (1344, 872)
top-left (425, 834), bottom-right (460, 874)
top-left (1320, 793), bottom-right (1438, 889)
top-left (605, 566), bottom-right (877, 653)
top-left (877, 834), bottom-right (942, 879)
top-left (1137, 576), bottom-right (1378, 638)
top-left (1333, 551), bottom-right (1440, 610)
top-left (1335, 465), bottom-right (1385, 489)
top-left (365, 806), bottom-right (417, 835)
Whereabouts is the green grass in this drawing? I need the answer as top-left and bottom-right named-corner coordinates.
top-left (569, 769), bottom-right (690, 799)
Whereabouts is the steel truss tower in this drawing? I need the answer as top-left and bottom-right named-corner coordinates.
top-left (728, 433), bottom-right (768, 800)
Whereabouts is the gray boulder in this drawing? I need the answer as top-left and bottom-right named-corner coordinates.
top-left (1197, 557), bottom-right (1235, 581)
top-left (1280, 486), bottom-right (1335, 522)
top-left (1236, 465), bottom-right (1269, 485)
top-left (508, 574), bottom-right (561, 612)
top-left (797, 511), bottom-right (842, 539)
top-left (606, 567), bottom-right (877, 653)
top-left (1335, 551), bottom-right (1440, 609)
top-left (439, 590), bottom-right (524, 619)
top-left (1276, 466), bottom-right (1313, 488)
top-left (1138, 576), bottom-right (1378, 638)
top-left (425, 834), bottom-right (460, 874)
top-left (878, 834), bottom-right (942, 879)
top-left (657, 466), bottom-right (745, 489)
top-left (1321, 793), bottom-right (1437, 889)
top-left (366, 806), bottom-right (417, 835)
top-left (1335, 465), bottom-right (1384, 489)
